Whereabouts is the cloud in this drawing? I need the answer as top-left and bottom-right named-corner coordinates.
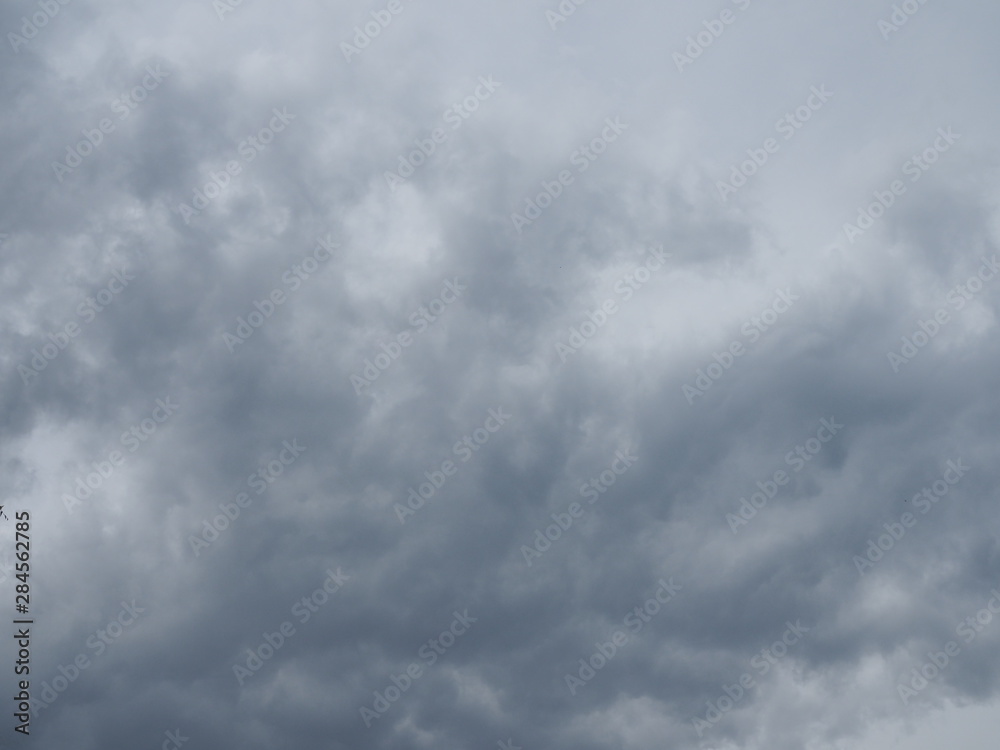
top-left (4, 0), bottom-right (1000, 748)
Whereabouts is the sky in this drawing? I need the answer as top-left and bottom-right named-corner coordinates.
top-left (2, 0), bottom-right (1000, 748)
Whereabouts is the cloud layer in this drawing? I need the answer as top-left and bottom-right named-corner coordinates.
top-left (3, 1), bottom-right (1000, 748)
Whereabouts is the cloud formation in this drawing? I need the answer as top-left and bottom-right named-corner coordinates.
top-left (3, 1), bottom-right (1000, 748)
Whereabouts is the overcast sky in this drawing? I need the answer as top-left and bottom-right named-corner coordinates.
top-left (3, 0), bottom-right (1000, 748)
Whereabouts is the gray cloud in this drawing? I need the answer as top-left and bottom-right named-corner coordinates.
top-left (3, 1), bottom-right (1000, 749)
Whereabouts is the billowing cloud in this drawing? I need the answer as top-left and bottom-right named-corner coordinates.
top-left (3, 1), bottom-right (1000, 748)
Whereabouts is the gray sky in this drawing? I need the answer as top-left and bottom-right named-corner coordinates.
top-left (3, 0), bottom-right (1000, 748)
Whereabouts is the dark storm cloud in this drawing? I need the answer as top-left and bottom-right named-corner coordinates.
top-left (3, 1), bottom-right (1000, 749)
